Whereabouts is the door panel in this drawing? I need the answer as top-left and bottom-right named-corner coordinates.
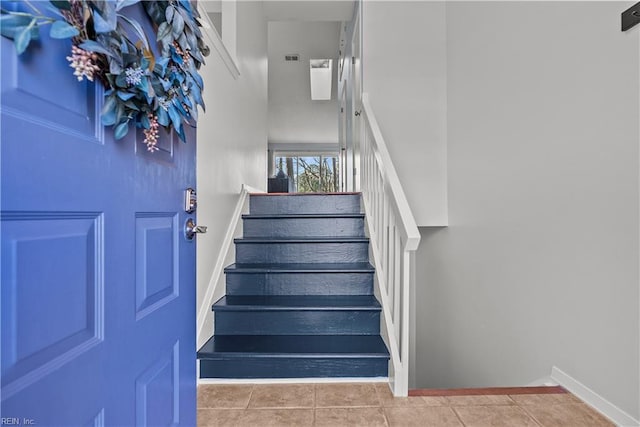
top-left (351, 9), bottom-right (362, 191)
top-left (1, 3), bottom-right (196, 425)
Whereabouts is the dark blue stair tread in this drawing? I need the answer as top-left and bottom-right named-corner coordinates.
top-left (225, 263), bottom-right (375, 273)
top-left (242, 213), bottom-right (364, 219)
top-left (197, 335), bottom-right (389, 359)
top-left (234, 237), bottom-right (369, 244)
top-left (250, 193), bottom-right (362, 215)
top-left (249, 192), bottom-right (362, 196)
top-left (213, 295), bottom-right (381, 311)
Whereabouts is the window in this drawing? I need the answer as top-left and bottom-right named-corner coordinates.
top-left (310, 59), bottom-right (333, 100)
top-left (274, 154), bottom-right (340, 193)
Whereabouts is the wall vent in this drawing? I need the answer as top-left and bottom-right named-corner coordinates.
top-left (285, 54), bottom-right (300, 62)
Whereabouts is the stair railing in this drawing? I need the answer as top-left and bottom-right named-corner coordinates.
top-left (359, 93), bottom-right (421, 396)
top-left (196, 184), bottom-right (263, 349)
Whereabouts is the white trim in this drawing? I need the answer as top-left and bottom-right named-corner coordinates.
top-left (409, 250), bottom-right (416, 389)
top-left (637, 24), bottom-right (640, 427)
top-left (363, 211), bottom-right (403, 392)
top-left (198, 377), bottom-right (389, 385)
top-left (196, 184), bottom-right (263, 348)
top-left (361, 93), bottom-right (421, 250)
top-left (551, 366), bottom-right (639, 427)
top-left (358, 92), bottom-right (421, 397)
top-left (272, 150), bottom-right (340, 158)
top-left (269, 142), bottom-right (340, 153)
top-left (525, 375), bottom-right (558, 387)
top-left (197, 4), bottom-right (240, 80)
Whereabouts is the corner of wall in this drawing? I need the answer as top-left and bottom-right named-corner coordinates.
top-left (195, 0), bottom-right (268, 350)
top-left (551, 367), bottom-right (640, 427)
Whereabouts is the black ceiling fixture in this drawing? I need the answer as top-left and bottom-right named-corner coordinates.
top-left (622, 2), bottom-right (640, 31)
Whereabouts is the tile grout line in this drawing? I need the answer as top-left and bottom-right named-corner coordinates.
top-left (245, 384), bottom-right (255, 410)
top-left (508, 394), bottom-right (545, 427)
top-left (517, 403), bottom-right (547, 427)
top-left (373, 386), bottom-right (391, 427)
top-left (381, 390), bottom-right (392, 427)
top-left (450, 406), bottom-right (468, 427)
top-left (197, 385), bottom-right (613, 427)
top-left (313, 383), bottom-right (317, 427)
top-left (382, 408), bottom-right (390, 427)
top-left (316, 405), bottom-right (384, 408)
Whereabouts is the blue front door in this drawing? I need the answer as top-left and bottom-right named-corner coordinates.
top-left (0, 6), bottom-right (197, 425)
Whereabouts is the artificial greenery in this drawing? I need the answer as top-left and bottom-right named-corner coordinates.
top-left (0, 0), bottom-right (209, 151)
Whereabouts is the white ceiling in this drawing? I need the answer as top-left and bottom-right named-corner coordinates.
top-left (268, 21), bottom-right (341, 145)
top-left (198, 0), bottom-right (351, 146)
top-left (199, 0), bottom-right (354, 21)
top-left (201, 0), bottom-right (221, 13)
top-left (263, 1), bottom-right (354, 21)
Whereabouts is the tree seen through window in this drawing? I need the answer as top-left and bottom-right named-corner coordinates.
top-left (275, 155), bottom-right (339, 193)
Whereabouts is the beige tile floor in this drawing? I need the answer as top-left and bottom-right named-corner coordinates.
top-left (197, 383), bottom-right (615, 427)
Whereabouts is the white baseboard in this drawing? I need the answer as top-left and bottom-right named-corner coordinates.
top-left (551, 366), bottom-right (639, 427)
top-left (198, 377), bottom-right (388, 385)
top-left (196, 184), bottom-right (263, 348)
top-left (526, 375), bottom-right (558, 387)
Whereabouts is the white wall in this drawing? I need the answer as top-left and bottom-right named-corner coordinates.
top-left (361, 1), bottom-right (448, 226)
top-left (197, 0), bottom-right (268, 348)
top-left (268, 21), bottom-right (340, 145)
top-left (263, 1), bottom-right (354, 22)
top-left (415, 1), bottom-right (639, 421)
top-left (337, 7), bottom-right (356, 191)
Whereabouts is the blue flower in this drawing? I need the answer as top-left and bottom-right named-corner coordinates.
top-left (157, 96), bottom-right (171, 111)
top-left (125, 67), bottom-right (145, 86)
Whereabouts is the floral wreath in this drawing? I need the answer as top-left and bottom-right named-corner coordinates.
top-left (0, 0), bottom-right (210, 152)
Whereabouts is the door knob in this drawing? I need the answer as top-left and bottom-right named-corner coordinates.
top-left (185, 218), bottom-right (207, 240)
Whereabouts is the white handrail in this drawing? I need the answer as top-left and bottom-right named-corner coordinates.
top-left (360, 92), bottom-right (421, 396)
top-left (196, 184), bottom-right (263, 348)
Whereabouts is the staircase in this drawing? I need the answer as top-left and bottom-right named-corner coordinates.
top-left (197, 193), bottom-right (390, 379)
